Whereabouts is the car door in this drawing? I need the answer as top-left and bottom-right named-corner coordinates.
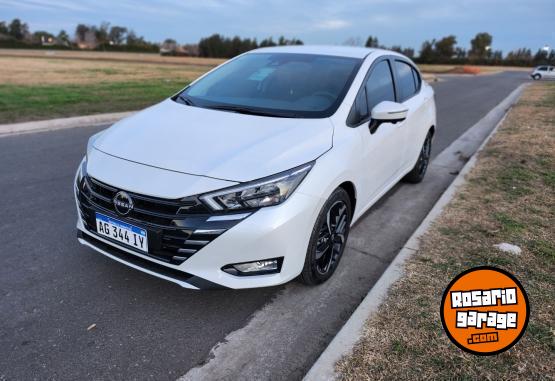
top-left (548, 67), bottom-right (555, 79)
top-left (391, 59), bottom-right (429, 169)
top-left (348, 57), bottom-right (406, 207)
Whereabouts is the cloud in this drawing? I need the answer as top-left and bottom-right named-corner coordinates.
top-left (315, 19), bottom-right (350, 30)
top-left (0, 0), bottom-right (92, 12)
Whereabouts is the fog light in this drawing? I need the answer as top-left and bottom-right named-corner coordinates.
top-left (222, 258), bottom-right (283, 276)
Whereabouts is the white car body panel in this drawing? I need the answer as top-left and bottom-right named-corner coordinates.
top-left (75, 46), bottom-right (437, 289)
top-left (87, 148), bottom-right (238, 198)
top-left (94, 99), bottom-right (333, 182)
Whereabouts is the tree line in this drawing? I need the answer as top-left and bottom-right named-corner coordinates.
top-left (197, 34), bottom-right (303, 58)
top-left (0, 17), bottom-right (553, 66)
top-left (0, 18), bottom-right (159, 52)
top-left (364, 33), bottom-right (554, 67)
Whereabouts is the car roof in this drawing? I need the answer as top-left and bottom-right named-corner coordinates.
top-left (249, 45), bottom-right (398, 59)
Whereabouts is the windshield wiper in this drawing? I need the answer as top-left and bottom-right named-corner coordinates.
top-left (206, 104), bottom-right (295, 118)
top-left (174, 93), bottom-right (196, 106)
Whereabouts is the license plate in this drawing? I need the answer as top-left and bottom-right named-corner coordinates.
top-left (95, 212), bottom-right (148, 253)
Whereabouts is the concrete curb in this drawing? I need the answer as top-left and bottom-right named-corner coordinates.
top-left (303, 83), bottom-right (527, 381)
top-left (0, 111), bottom-right (135, 137)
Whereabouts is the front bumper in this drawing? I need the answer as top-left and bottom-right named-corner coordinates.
top-left (74, 167), bottom-right (322, 290)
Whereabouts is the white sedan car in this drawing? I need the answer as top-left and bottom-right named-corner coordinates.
top-left (530, 65), bottom-right (555, 80)
top-left (75, 46), bottom-right (436, 289)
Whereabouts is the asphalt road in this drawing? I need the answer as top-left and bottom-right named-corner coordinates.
top-left (0, 71), bottom-right (528, 380)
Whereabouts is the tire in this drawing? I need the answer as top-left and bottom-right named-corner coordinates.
top-left (300, 188), bottom-right (352, 285)
top-left (403, 130), bottom-right (433, 184)
top-left (532, 74), bottom-right (541, 80)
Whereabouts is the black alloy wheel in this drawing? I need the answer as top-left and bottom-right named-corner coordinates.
top-left (300, 188), bottom-right (351, 285)
top-left (403, 131), bottom-right (433, 183)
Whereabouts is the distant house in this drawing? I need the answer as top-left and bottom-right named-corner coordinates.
top-left (160, 41), bottom-right (198, 56)
top-left (76, 30), bottom-right (97, 49)
top-left (41, 35), bottom-right (56, 46)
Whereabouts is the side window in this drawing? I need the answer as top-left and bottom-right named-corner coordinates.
top-left (411, 67), bottom-right (421, 92)
top-left (347, 60), bottom-right (395, 126)
top-left (365, 60), bottom-right (396, 113)
top-left (395, 60), bottom-right (417, 101)
top-left (538, 66), bottom-right (547, 71)
top-left (347, 87), bottom-right (369, 125)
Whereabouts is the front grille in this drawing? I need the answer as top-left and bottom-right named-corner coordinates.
top-left (77, 176), bottom-right (248, 265)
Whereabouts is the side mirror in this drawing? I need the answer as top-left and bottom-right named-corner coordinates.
top-left (369, 101), bottom-right (408, 134)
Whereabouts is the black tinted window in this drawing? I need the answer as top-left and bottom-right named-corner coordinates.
top-left (395, 61), bottom-right (417, 101)
top-left (181, 53), bottom-right (361, 118)
top-left (365, 60), bottom-right (395, 112)
top-left (347, 88), bottom-right (369, 125)
top-left (411, 67), bottom-right (421, 91)
top-left (538, 66), bottom-right (547, 71)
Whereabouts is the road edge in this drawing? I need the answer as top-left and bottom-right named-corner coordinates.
top-left (0, 111), bottom-right (135, 137)
top-left (303, 83), bottom-right (527, 381)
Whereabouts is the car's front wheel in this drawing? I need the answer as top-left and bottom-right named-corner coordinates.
top-left (403, 130), bottom-right (433, 183)
top-left (532, 74), bottom-right (541, 80)
top-left (300, 188), bottom-right (352, 285)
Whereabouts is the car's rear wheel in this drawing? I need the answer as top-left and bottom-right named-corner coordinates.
top-left (403, 131), bottom-right (433, 183)
top-left (300, 188), bottom-right (351, 285)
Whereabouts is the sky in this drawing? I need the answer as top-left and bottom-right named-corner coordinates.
top-left (0, 0), bottom-right (553, 53)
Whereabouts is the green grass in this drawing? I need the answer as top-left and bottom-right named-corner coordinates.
top-left (0, 79), bottom-right (189, 123)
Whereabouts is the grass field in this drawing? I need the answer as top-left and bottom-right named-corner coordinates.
top-left (0, 49), bottom-right (223, 123)
top-left (0, 49), bottom-right (532, 124)
top-left (337, 83), bottom-right (555, 380)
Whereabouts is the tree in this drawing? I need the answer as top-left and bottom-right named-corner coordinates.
top-left (469, 32), bottom-right (492, 59)
top-left (402, 47), bottom-right (415, 58)
top-left (198, 34), bottom-right (260, 57)
top-left (532, 48), bottom-right (550, 65)
top-left (365, 36), bottom-right (379, 48)
top-left (0, 21), bottom-right (8, 35)
top-left (505, 48), bottom-right (532, 66)
top-left (57, 30), bottom-right (70, 46)
top-left (276, 36), bottom-right (303, 46)
top-left (259, 37), bottom-right (276, 47)
top-left (109, 26), bottom-right (127, 45)
top-left (434, 35), bottom-right (457, 61)
top-left (8, 18), bottom-right (29, 40)
top-left (454, 47), bottom-right (466, 60)
top-left (419, 40), bottom-right (435, 63)
top-left (94, 21), bottom-right (110, 46)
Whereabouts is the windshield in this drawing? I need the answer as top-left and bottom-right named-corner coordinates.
top-left (176, 53), bottom-right (362, 118)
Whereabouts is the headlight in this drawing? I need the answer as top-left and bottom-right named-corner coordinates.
top-left (77, 156), bottom-right (87, 182)
top-left (86, 130), bottom-right (104, 158)
top-left (200, 162), bottom-right (314, 211)
top-left (81, 130), bottom-right (103, 181)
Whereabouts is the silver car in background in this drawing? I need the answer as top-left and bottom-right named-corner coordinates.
top-left (531, 65), bottom-right (555, 80)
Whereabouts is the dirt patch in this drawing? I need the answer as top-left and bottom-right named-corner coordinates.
top-left (336, 83), bottom-right (555, 380)
top-left (419, 64), bottom-right (532, 75)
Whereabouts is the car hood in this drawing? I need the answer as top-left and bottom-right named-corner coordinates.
top-left (94, 99), bottom-right (333, 182)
